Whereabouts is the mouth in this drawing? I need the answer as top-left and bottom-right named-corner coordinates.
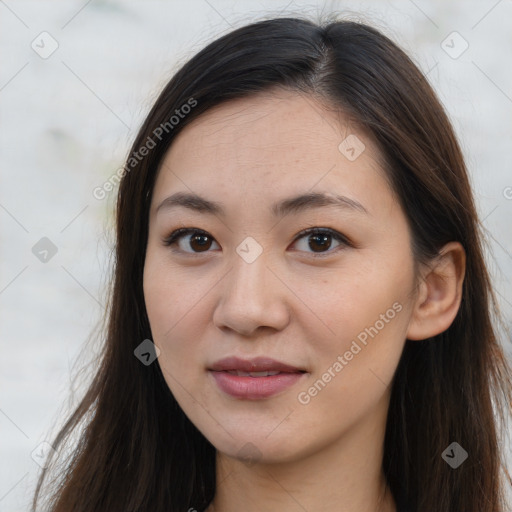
top-left (209, 355), bottom-right (306, 373)
top-left (208, 356), bottom-right (307, 399)
top-left (222, 370), bottom-right (296, 377)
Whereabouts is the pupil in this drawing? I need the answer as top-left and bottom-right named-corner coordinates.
top-left (309, 234), bottom-right (331, 252)
top-left (191, 234), bottom-right (211, 251)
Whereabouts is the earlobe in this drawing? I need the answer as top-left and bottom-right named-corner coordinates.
top-left (406, 242), bottom-right (466, 341)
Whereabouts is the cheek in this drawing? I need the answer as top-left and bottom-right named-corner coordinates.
top-left (296, 254), bottom-right (413, 380)
top-left (143, 255), bottom-right (211, 383)
top-left (299, 267), bottom-right (404, 339)
top-left (143, 253), bottom-right (201, 338)
top-left (294, 285), bottom-right (408, 433)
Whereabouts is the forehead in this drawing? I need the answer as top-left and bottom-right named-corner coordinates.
top-left (152, 89), bottom-right (395, 218)
top-left (166, 89), bottom-right (380, 161)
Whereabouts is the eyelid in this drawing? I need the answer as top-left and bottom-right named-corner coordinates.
top-left (162, 226), bottom-right (352, 257)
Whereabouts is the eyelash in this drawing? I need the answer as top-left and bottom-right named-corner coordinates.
top-left (161, 227), bottom-right (353, 258)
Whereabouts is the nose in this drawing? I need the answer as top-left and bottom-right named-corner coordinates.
top-left (212, 249), bottom-right (291, 337)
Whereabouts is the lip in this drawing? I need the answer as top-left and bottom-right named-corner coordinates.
top-left (209, 356), bottom-right (305, 373)
top-left (208, 356), bottom-right (307, 400)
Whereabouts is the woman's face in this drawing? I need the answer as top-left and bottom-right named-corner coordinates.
top-left (143, 89), bottom-right (418, 464)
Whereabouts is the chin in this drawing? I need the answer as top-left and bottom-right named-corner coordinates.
top-left (202, 426), bottom-right (309, 466)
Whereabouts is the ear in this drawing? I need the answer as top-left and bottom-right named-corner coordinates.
top-left (406, 241), bottom-right (466, 341)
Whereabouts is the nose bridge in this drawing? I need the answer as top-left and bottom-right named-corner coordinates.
top-left (226, 242), bottom-right (271, 305)
top-left (213, 241), bottom-right (290, 333)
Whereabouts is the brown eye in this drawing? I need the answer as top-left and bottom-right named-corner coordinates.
top-left (163, 228), bottom-right (219, 254)
top-left (163, 226), bottom-right (350, 258)
top-left (307, 233), bottom-right (333, 252)
top-left (291, 228), bottom-right (350, 257)
top-left (188, 233), bottom-right (213, 252)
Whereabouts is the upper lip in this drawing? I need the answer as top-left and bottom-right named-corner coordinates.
top-left (209, 356), bottom-right (306, 373)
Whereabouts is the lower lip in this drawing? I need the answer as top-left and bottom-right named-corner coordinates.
top-left (209, 370), bottom-right (306, 399)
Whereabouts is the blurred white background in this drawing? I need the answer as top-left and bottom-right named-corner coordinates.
top-left (1, 1), bottom-right (511, 510)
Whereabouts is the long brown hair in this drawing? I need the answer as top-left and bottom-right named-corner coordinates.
top-left (32, 14), bottom-right (512, 512)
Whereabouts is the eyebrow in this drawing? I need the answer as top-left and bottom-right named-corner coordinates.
top-left (155, 191), bottom-right (369, 217)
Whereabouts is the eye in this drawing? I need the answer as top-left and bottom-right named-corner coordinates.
top-left (291, 227), bottom-right (351, 257)
top-left (162, 228), bottom-right (220, 254)
top-left (162, 227), bottom-right (352, 257)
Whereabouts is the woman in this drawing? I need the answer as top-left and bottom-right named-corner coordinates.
top-left (32, 14), bottom-right (512, 512)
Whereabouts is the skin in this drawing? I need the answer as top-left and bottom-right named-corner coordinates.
top-left (143, 88), bottom-right (466, 512)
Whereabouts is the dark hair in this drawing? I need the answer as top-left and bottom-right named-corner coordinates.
top-left (32, 14), bottom-right (512, 512)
